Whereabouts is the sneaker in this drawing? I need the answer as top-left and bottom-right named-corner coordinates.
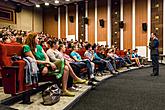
top-left (88, 81), bottom-right (97, 86)
top-left (73, 84), bottom-right (82, 88)
top-left (68, 86), bottom-right (79, 92)
top-left (125, 63), bottom-right (132, 67)
top-left (61, 90), bottom-right (75, 97)
top-left (113, 71), bottom-right (119, 74)
top-left (103, 70), bottom-right (109, 73)
top-left (73, 78), bottom-right (86, 84)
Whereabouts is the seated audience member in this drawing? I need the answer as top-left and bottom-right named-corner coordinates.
top-left (128, 49), bottom-right (142, 67)
top-left (40, 40), bottom-right (48, 52)
top-left (23, 33), bottom-right (75, 97)
top-left (46, 40), bottom-right (86, 90)
top-left (97, 47), bottom-right (106, 59)
top-left (132, 49), bottom-right (144, 67)
top-left (122, 49), bottom-right (132, 64)
top-left (107, 49), bottom-right (130, 68)
top-left (134, 48), bottom-right (147, 65)
top-left (2, 36), bottom-right (11, 43)
top-left (70, 45), bottom-right (99, 84)
top-left (9, 35), bottom-right (20, 44)
top-left (92, 45), bottom-right (118, 74)
top-left (84, 43), bottom-right (105, 74)
top-left (58, 44), bottom-right (88, 77)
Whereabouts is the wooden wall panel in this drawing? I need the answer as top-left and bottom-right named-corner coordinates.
top-left (60, 6), bottom-right (66, 39)
top-left (88, 0), bottom-right (95, 44)
top-left (68, 4), bottom-right (76, 36)
top-left (78, 2), bottom-right (85, 41)
top-left (111, 0), bottom-right (120, 48)
top-left (123, 0), bottom-right (132, 49)
top-left (151, 0), bottom-right (163, 53)
top-left (0, 1), bottom-right (42, 32)
top-left (43, 8), bottom-right (58, 37)
top-left (97, 0), bottom-right (107, 42)
top-left (135, 0), bottom-right (147, 46)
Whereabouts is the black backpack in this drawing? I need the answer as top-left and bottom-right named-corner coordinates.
top-left (42, 84), bottom-right (61, 105)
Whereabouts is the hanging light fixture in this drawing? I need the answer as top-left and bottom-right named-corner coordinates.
top-left (55, 0), bottom-right (59, 4)
top-left (36, 4), bottom-right (40, 8)
top-left (45, 2), bottom-right (49, 6)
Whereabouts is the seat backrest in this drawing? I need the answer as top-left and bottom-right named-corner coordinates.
top-left (115, 50), bottom-right (121, 56)
top-left (120, 50), bottom-right (126, 58)
top-left (77, 49), bottom-right (86, 57)
top-left (65, 48), bottom-right (72, 55)
top-left (0, 43), bottom-right (23, 66)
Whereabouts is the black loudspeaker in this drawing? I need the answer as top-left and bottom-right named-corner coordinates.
top-left (83, 17), bottom-right (88, 24)
top-left (119, 21), bottom-right (124, 28)
top-left (142, 23), bottom-right (147, 31)
top-left (69, 16), bottom-right (74, 23)
top-left (15, 5), bottom-right (22, 13)
top-left (99, 19), bottom-right (104, 28)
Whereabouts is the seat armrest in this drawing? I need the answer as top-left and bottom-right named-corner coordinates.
top-left (3, 66), bottom-right (19, 69)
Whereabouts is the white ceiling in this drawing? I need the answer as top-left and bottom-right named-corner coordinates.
top-left (10, 0), bottom-right (83, 6)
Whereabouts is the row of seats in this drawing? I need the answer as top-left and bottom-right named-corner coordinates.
top-left (0, 43), bottom-right (88, 95)
top-left (0, 42), bottom-right (129, 98)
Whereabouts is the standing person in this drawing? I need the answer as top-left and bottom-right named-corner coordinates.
top-left (149, 33), bottom-right (159, 76)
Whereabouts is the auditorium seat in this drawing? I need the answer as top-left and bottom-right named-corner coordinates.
top-left (0, 43), bottom-right (56, 95)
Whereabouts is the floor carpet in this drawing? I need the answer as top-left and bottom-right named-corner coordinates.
top-left (71, 65), bottom-right (165, 110)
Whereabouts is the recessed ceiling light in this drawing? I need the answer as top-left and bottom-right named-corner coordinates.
top-left (65, 0), bottom-right (70, 1)
top-left (45, 2), bottom-right (49, 6)
top-left (55, 0), bottom-right (59, 4)
top-left (36, 4), bottom-right (40, 8)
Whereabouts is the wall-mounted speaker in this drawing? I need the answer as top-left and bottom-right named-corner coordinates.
top-left (69, 16), bottom-right (74, 23)
top-left (83, 17), bottom-right (88, 24)
top-left (99, 19), bottom-right (104, 28)
top-left (15, 5), bottom-right (22, 13)
top-left (119, 21), bottom-right (124, 28)
top-left (142, 23), bottom-right (147, 32)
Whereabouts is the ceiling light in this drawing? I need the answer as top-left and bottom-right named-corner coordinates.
top-left (36, 4), bottom-right (40, 8)
top-left (45, 2), bottom-right (49, 6)
top-left (65, 0), bottom-right (70, 1)
top-left (55, 0), bottom-right (59, 4)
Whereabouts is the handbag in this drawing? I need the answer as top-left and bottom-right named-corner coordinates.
top-left (11, 54), bottom-right (22, 61)
top-left (42, 84), bottom-right (61, 105)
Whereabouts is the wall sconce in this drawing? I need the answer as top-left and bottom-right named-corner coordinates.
top-left (115, 22), bottom-right (118, 24)
top-left (155, 28), bottom-right (159, 30)
top-left (155, 16), bottom-right (159, 19)
top-left (155, 4), bottom-right (159, 8)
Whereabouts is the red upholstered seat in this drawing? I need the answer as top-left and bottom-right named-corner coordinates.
top-left (0, 43), bottom-right (26, 94)
top-left (0, 43), bottom-right (58, 95)
top-left (115, 50), bottom-right (120, 56)
top-left (65, 48), bottom-right (72, 55)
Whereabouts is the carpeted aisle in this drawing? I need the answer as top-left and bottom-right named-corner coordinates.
top-left (71, 65), bottom-right (165, 110)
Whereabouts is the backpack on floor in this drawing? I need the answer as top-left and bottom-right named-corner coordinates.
top-left (42, 84), bottom-right (61, 105)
